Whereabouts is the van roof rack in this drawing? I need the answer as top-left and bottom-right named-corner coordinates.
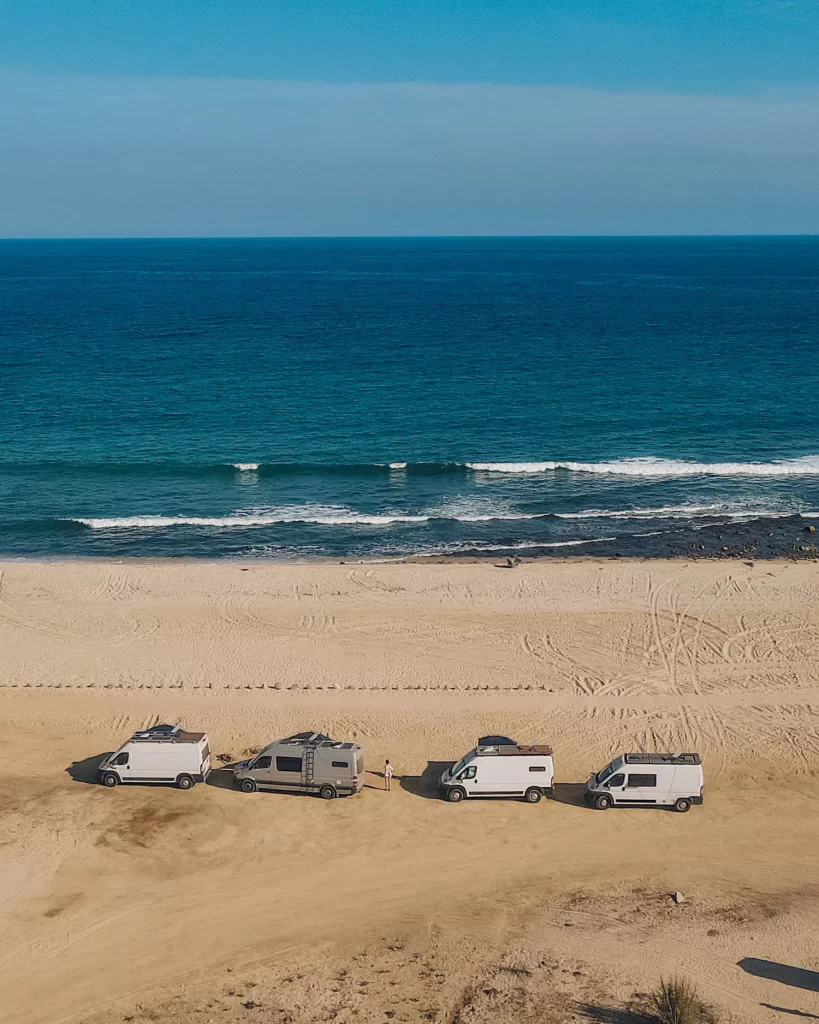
top-left (129, 724), bottom-right (204, 743)
top-left (625, 752), bottom-right (701, 765)
top-left (476, 741), bottom-right (553, 756)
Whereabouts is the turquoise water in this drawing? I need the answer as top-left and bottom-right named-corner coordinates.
top-left (1, 236), bottom-right (818, 559)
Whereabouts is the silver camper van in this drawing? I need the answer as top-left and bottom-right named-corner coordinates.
top-left (584, 752), bottom-right (703, 812)
top-left (97, 724), bottom-right (211, 789)
top-left (233, 732), bottom-right (364, 800)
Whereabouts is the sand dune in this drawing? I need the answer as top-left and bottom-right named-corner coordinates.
top-left (1, 559), bottom-right (818, 1023)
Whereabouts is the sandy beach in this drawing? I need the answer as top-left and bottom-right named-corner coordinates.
top-left (1, 558), bottom-right (818, 1024)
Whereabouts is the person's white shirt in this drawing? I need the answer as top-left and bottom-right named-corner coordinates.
top-left (384, 763), bottom-right (394, 778)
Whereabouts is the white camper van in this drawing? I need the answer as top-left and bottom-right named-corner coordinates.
top-left (584, 753), bottom-right (703, 812)
top-left (97, 724), bottom-right (211, 790)
top-left (438, 736), bottom-right (554, 803)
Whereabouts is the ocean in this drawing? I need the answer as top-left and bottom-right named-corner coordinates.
top-left (1, 236), bottom-right (818, 560)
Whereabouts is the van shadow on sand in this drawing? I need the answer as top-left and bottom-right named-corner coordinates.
top-left (399, 761), bottom-right (454, 799)
top-left (739, 958), bottom-right (819, 993)
top-left (761, 1006), bottom-right (819, 1020)
top-left (551, 782), bottom-right (588, 807)
top-left (66, 753), bottom-right (114, 785)
top-left (206, 765), bottom-right (240, 791)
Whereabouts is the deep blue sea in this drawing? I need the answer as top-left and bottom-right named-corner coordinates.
top-left (1, 236), bottom-right (818, 560)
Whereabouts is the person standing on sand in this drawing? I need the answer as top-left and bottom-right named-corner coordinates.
top-left (384, 759), bottom-right (394, 791)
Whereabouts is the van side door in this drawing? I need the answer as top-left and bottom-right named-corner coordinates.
top-left (624, 771), bottom-right (658, 805)
top-left (248, 754), bottom-right (273, 787)
top-left (604, 772), bottom-right (625, 803)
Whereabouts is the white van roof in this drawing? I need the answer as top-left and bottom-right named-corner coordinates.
top-left (128, 724), bottom-right (206, 744)
top-left (476, 741), bottom-right (553, 756)
top-left (624, 752), bottom-right (701, 765)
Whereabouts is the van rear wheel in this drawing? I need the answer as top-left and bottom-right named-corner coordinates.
top-left (674, 798), bottom-right (691, 813)
top-left (447, 787), bottom-right (465, 803)
top-left (101, 772), bottom-right (120, 788)
top-left (524, 787), bottom-right (542, 804)
top-left (319, 784), bottom-right (337, 800)
top-left (594, 793), bottom-right (612, 810)
top-left (240, 778), bottom-right (257, 793)
top-left (176, 774), bottom-right (194, 790)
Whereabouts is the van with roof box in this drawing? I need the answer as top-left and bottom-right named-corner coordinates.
top-left (584, 752), bottom-right (703, 812)
top-left (233, 732), bottom-right (364, 799)
top-left (438, 736), bottom-right (554, 803)
top-left (97, 724), bottom-right (211, 790)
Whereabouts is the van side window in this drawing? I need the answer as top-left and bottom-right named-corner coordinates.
top-left (112, 752), bottom-right (129, 766)
top-left (627, 774), bottom-right (657, 788)
top-left (254, 756), bottom-right (272, 769)
top-left (331, 761), bottom-right (349, 768)
top-left (276, 756), bottom-right (302, 773)
top-left (459, 765), bottom-right (477, 780)
top-left (529, 765), bottom-right (547, 772)
top-left (607, 773), bottom-right (625, 787)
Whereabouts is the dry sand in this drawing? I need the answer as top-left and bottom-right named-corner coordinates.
top-left (1, 558), bottom-right (818, 1024)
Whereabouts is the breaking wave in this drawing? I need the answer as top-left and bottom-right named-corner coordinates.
top-left (66, 502), bottom-right (812, 531)
top-left (464, 456), bottom-right (819, 477)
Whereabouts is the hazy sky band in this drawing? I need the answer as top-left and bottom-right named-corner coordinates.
top-left (2, 72), bottom-right (818, 237)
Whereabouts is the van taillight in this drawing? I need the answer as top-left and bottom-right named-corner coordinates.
top-left (352, 776), bottom-right (358, 785)
top-left (700, 785), bottom-right (704, 797)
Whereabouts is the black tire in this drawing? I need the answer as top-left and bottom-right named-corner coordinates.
top-left (524, 787), bottom-right (542, 804)
top-left (594, 793), bottom-right (612, 810)
top-left (319, 784), bottom-right (337, 800)
top-left (447, 786), bottom-right (465, 803)
top-left (101, 772), bottom-right (120, 788)
top-left (177, 774), bottom-right (194, 790)
top-left (240, 777), bottom-right (257, 793)
top-left (674, 797), bottom-right (691, 813)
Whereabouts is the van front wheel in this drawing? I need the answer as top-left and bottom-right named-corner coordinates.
top-left (177, 774), bottom-right (194, 790)
top-left (524, 787), bottom-right (542, 804)
top-left (447, 787), bottom-right (465, 803)
top-left (101, 772), bottom-right (120, 788)
top-left (319, 785), bottom-right (337, 800)
top-left (674, 798), bottom-right (691, 813)
top-left (594, 793), bottom-right (612, 810)
top-left (240, 778), bottom-right (256, 793)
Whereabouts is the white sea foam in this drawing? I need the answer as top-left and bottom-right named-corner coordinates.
top-left (388, 462), bottom-right (408, 469)
top-left (465, 456), bottom-right (819, 477)
top-left (69, 500), bottom-right (814, 531)
top-left (232, 463), bottom-right (259, 472)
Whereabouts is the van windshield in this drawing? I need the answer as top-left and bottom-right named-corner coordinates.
top-left (595, 763), bottom-right (616, 785)
top-left (450, 752), bottom-right (474, 778)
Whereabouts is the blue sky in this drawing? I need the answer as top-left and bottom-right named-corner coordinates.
top-left (1, 1), bottom-right (818, 236)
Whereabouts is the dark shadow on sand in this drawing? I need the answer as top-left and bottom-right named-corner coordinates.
top-left (761, 1005), bottom-right (819, 1019)
top-left (206, 765), bottom-right (240, 790)
top-left (65, 752), bottom-right (113, 784)
top-left (739, 959), bottom-right (819, 993)
top-left (552, 782), bottom-right (589, 807)
top-left (399, 761), bottom-right (453, 800)
top-left (577, 1003), bottom-right (655, 1023)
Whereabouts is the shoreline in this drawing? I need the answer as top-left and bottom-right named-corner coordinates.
top-left (0, 514), bottom-right (817, 565)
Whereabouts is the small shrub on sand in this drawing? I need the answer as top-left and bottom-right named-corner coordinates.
top-left (652, 977), bottom-right (717, 1024)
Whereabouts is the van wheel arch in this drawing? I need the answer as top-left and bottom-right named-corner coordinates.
top-left (524, 787), bottom-right (542, 804)
top-left (176, 774), bottom-right (194, 790)
top-left (446, 786), bottom-right (466, 803)
top-left (101, 772), bottom-right (120, 788)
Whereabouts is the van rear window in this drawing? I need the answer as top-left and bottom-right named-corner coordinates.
top-left (332, 761), bottom-right (349, 769)
top-left (627, 774), bottom-right (657, 788)
top-left (355, 756), bottom-right (363, 775)
top-left (276, 756), bottom-right (302, 773)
